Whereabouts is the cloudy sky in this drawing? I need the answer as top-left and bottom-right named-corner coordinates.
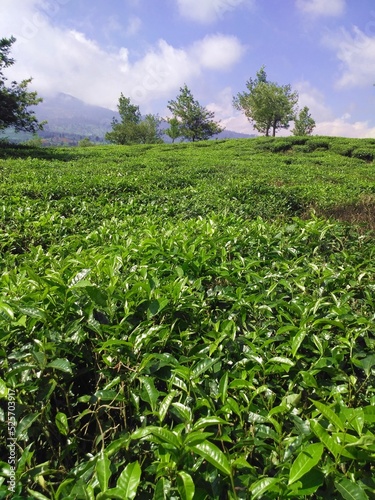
top-left (1, 0), bottom-right (375, 137)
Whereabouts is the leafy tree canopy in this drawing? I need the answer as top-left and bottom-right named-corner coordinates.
top-left (233, 66), bottom-right (298, 137)
top-left (0, 36), bottom-right (44, 133)
top-left (105, 94), bottom-right (163, 145)
top-left (167, 84), bottom-right (223, 142)
top-left (165, 116), bottom-right (182, 143)
top-left (292, 106), bottom-right (316, 136)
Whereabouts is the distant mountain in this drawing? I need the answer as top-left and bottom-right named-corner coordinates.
top-left (216, 129), bottom-right (256, 140)
top-left (35, 93), bottom-right (120, 141)
top-left (17, 93), bottom-right (255, 145)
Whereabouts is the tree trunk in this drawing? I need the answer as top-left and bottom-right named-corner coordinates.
top-left (272, 119), bottom-right (277, 136)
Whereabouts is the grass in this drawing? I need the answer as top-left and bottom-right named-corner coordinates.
top-left (0, 136), bottom-right (375, 499)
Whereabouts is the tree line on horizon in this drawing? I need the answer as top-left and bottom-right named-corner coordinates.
top-left (1, 36), bottom-right (316, 146)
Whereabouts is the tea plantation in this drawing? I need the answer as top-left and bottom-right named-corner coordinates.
top-left (1, 135), bottom-right (375, 499)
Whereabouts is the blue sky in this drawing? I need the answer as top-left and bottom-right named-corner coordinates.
top-left (2, 0), bottom-right (375, 136)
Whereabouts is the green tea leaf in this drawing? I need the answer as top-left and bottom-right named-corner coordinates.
top-left (158, 391), bottom-right (177, 423)
top-left (55, 412), bottom-right (69, 436)
top-left (177, 471), bottom-right (195, 500)
top-left (190, 441), bottom-right (231, 476)
top-left (47, 358), bottom-right (73, 374)
top-left (363, 405), bottom-right (375, 423)
top-left (183, 431), bottom-right (213, 447)
top-left (26, 489), bottom-right (52, 500)
top-left (130, 426), bottom-right (179, 448)
top-left (95, 390), bottom-right (120, 401)
top-left (96, 451), bottom-right (111, 492)
top-left (334, 477), bottom-right (369, 500)
top-left (219, 371), bottom-right (228, 404)
top-left (171, 402), bottom-right (192, 423)
top-left (70, 268), bottom-right (91, 287)
top-left (268, 356), bottom-right (294, 367)
top-left (190, 357), bottom-right (217, 379)
top-left (85, 286), bottom-right (108, 307)
top-left (353, 355), bottom-right (375, 377)
top-left (192, 416), bottom-right (228, 431)
top-left (153, 478), bottom-right (170, 499)
top-left (310, 420), bottom-right (354, 459)
top-left (117, 461), bottom-right (141, 500)
top-left (139, 376), bottom-right (159, 412)
top-left (0, 302), bottom-right (14, 320)
top-left (16, 412), bottom-right (40, 439)
top-left (97, 487), bottom-right (127, 500)
top-left (249, 477), bottom-right (279, 499)
top-left (312, 399), bottom-right (346, 432)
top-left (291, 328), bottom-right (307, 357)
top-left (288, 442), bottom-right (324, 485)
top-left (0, 378), bottom-right (7, 399)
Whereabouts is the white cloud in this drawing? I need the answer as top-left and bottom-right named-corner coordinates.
top-left (0, 1), bottom-right (245, 110)
top-left (176, 0), bottom-right (253, 24)
top-left (193, 34), bottom-right (246, 70)
top-left (125, 16), bottom-right (142, 37)
top-left (323, 27), bottom-right (375, 88)
top-left (292, 81), bottom-right (375, 138)
top-left (294, 81), bottom-right (333, 122)
top-left (296, 0), bottom-right (345, 17)
top-left (316, 116), bottom-right (375, 138)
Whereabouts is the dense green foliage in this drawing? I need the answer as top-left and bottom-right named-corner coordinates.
top-left (168, 85), bottom-right (223, 142)
top-left (233, 67), bottom-right (299, 137)
top-left (165, 117), bottom-right (182, 143)
top-left (292, 107), bottom-right (316, 137)
top-left (0, 37), bottom-right (43, 133)
top-left (1, 136), bottom-right (375, 499)
top-left (105, 94), bottom-right (162, 145)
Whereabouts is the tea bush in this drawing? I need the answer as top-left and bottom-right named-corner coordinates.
top-left (1, 137), bottom-right (375, 499)
top-left (352, 148), bottom-right (374, 162)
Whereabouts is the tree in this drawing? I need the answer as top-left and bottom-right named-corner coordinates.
top-left (233, 66), bottom-right (298, 137)
top-left (78, 137), bottom-right (95, 147)
top-left (0, 36), bottom-right (44, 133)
top-left (105, 94), bottom-right (162, 145)
top-left (165, 116), bottom-right (182, 143)
top-left (167, 84), bottom-right (223, 142)
top-left (135, 114), bottom-right (163, 144)
top-left (292, 106), bottom-right (316, 136)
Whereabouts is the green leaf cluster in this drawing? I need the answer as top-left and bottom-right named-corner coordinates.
top-left (167, 84), bottom-right (224, 142)
top-left (0, 37), bottom-right (44, 133)
top-left (105, 94), bottom-right (163, 145)
top-left (0, 137), bottom-right (375, 498)
top-left (233, 66), bottom-right (299, 137)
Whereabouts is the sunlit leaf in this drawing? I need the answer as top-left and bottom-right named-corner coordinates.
top-left (55, 412), bottom-right (69, 436)
top-left (190, 441), bottom-right (231, 476)
top-left (288, 443), bottom-right (323, 485)
top-left (177, 471), bottom-right (195, 500)
top-left (96, 451), bottom-right (111, 492)
top-left (46, 358), bottom-right (73, 374)
top-left (249, 477), bottom-right (279, 499)
top-left (334, 477), bottom-right (369, 500)
top-left (312, 399), bottom-right (346, 432)
top-left (117, 461), bottom-right (141, 500)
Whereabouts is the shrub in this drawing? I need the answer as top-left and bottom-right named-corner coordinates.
top-left (78, 137), bottom-right (95, 147)
top-left (330, 144), bottom-right (353, 157)
top-left (306, 138), bottom-right (331, 151)
top-left (352, 148), bottom-right (374, 162)
top-left (269, 140), bottom-right (291, 153)
top-left (293, 144), bottom-right (311, 154)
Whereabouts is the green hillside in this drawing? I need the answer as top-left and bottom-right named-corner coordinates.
top-left (1, 137), bottom-right (375, 499)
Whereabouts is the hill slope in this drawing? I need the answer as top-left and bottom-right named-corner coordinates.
top-left (1, 136), bottom-right (375, 499)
